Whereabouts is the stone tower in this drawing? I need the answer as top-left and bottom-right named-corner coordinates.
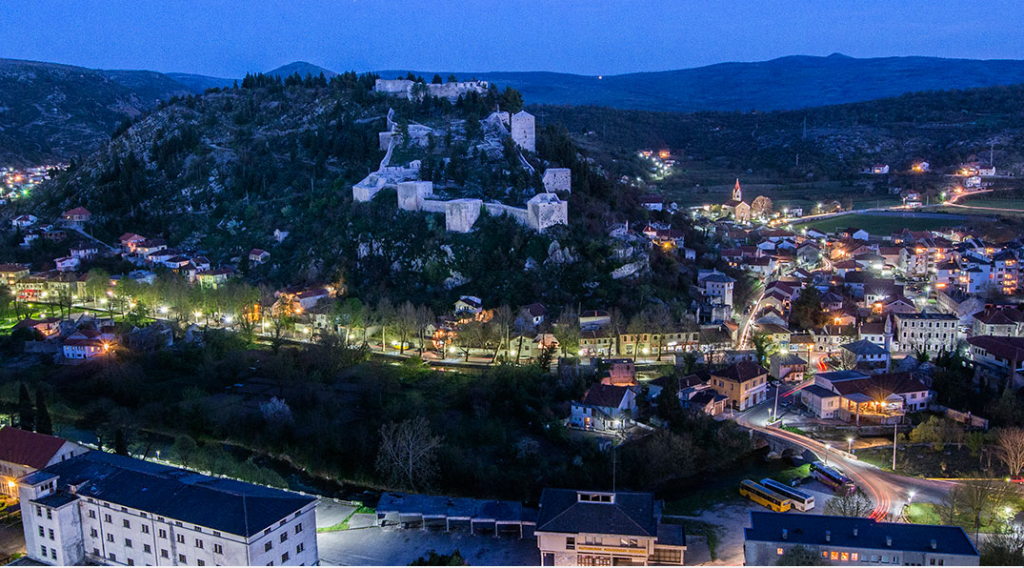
top-left (510, 110), bottom-right (536, 153)
top-left (732, 179), bottom-right (743, 202)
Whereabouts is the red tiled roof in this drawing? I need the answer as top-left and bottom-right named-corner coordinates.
top-left (0, 427), bottom-right (68, 469)
top-left (62, 207), bottom-right (91, 217)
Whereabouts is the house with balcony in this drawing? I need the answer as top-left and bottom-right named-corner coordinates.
top-left (535, 489), bottom-right (685, 566)
top-left (807, 370), bottom-right (931, 425)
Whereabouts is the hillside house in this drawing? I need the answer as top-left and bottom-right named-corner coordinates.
top-left (12, 214), bottom-right (38, 229)
top-left (518, 303), bottom-right (547, 329)
top-left (249, 248), bottom-right (270, 266)
top-left (61, 207), bottom-right (92, 228)
top-left (454, 295), bottom-right (483, 317)
top-left (54, 256), bottom-right (79, 272)
top-left (569, 384), bottom-right (636, 432)
top-left (0, 263), bottom-right (29, 286)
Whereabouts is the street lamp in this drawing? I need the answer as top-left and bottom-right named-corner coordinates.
top-left (908, 490), bottom-right (916, 503)
top-left (159, 306), bottom-right (168, 315)
top-left (824, 443), bottom-right (832, 466)
top-left (847, 437), bottom-right (854, 453)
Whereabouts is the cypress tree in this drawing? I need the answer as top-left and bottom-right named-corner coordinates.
top-left (114, 430), bottom-right (128, 456)
top-left (35, 385), bottom-right (53, 436)
top-left (17, 383), bottom-right (34, 431)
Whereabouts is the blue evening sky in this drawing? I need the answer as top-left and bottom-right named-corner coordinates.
top-left (3, 1), bottom-right (1022, 77)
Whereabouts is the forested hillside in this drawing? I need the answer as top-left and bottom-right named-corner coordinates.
top-left (536, 83), bottom-right (1024, 179)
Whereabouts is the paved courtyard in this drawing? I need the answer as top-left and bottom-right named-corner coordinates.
top-left (317, 526), bottom-right (539, 566)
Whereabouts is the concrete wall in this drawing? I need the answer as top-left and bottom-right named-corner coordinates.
top-left (397, 181), bottom-right (434, 211)
top-left (543, 168), bottom-right (571, 193)
top-left (446, 199), bottom-right (483, 233)
top-left (527, 194), bottom-right (568, 232)
top-left (511, 111), bottom-right (536, 152)
top-left (420, 199), bottom-right (447, 214)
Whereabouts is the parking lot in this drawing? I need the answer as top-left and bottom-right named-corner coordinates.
top-left (317, 525), bottom-right (539, 566)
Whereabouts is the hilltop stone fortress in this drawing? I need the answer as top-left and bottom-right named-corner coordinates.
top-left (353, 86), bottom-right (569, 233)
top-left (374, 78), bottom-right (490, 101)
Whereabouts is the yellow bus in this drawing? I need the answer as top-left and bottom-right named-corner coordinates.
top-left (739, 480), bottom-right (792, 512)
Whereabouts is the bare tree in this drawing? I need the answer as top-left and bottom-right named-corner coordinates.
top-left (823, 490), bottom-right (874, 517)
top-left (376, 417), bottom-right (442, 490)
top-left (838, 348), bottom-right (860, 371)
top-left (995, 427), bottom-right (1024, 476)
top-left (957, 480), bottom-right (1007, 541)
top-left (394, 301), bottom-right (417, 355)
top-left (490, 305), bottom-right (514, 363)
top-left (937, 485), bottom-right (962, 526)
top-left (414, 305), bottom-right (435, 357)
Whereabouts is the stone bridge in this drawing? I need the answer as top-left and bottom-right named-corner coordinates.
top-left (750, 429), bottom-right (818, 462)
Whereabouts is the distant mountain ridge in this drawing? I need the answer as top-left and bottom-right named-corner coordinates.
top-left (5, 54), bottom-right (1024, 165)
top-left (377, 54), bottom-right (1024, 112)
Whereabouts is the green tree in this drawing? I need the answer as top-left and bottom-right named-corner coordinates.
top-left (552, 307), bottom-right (580, 357)
top-left (18, 383), bottom-right (34, 431)
top-left (35, 385), bottom-right (53, 435)
top-left (751, 331), bottom-right (777, 367)
top-left (114, 429), bottom-right (129, 456)
top-left (410, 550), bottom-right (466, 566)
top-left (431, 74), bottom-right (443, 85)
top-left (499, 87), bottom-right (524, 113)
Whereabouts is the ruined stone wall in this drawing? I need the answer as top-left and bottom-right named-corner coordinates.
top-left (542, 168), bottom-right (571, 193)
top-left (397, 181), bottom-right (434, 211)
top-left (527, 194), bottom-right (568, 232)
top-left (445, 199), bottom-right (483, 233)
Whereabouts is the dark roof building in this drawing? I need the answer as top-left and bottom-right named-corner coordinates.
top-left (21, 451), bottom-right (315, 538)
top-left (744, 511), bottom-right (978, 566)
top-left (535, 489), bottom-right (684, 566)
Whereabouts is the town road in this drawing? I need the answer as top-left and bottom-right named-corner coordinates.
top-left (737, 391), bottom-right (955, 520)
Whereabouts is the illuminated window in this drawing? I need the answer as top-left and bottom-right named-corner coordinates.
top-left (841, 552), bottom-right (849, 561)
top-left (851, 553), bottom-right (859, 561)
top-left (777, 548), bottom-right (784, 556)
top-left (831, 551), bottom-right (839, 560)
top-left (822, 551), bottom-right (829, 559)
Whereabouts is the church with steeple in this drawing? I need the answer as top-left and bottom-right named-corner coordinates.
top-left (722, 179), bottom-right (751, 223)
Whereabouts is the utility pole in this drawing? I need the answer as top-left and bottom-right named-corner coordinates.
top-left (772, 383), bottom-right (780, 424)
top-left (892, 420), bottom-right (898, 471)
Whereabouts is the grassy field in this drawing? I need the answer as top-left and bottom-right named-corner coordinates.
top-left (799, 214), bottom-right (968, 236)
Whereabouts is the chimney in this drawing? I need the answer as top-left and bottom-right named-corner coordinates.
top-left (886, 536), bottom-right (892, 547)
top-left (930, 540), bottom-right (937, 550)
top-left (853, 528), bottom-right (858, 537)
top-left (825, 530), bottom-right (831, 543)
top-left (782, 529), bottom-right (788, 541)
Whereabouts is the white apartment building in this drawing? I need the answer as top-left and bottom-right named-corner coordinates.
top-left (19, 451), bottom-right (318, 567)
top-left (0, 427), bottom-right (86, 500)
top-left (745, 511), bottom-right (979, 566)
top-left (894, 312), bottom-right (959, 354)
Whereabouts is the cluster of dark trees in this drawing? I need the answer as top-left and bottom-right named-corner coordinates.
top-left (17, 383), bottom-right (52, 436)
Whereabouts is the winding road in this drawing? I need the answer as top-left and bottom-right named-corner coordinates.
top-left (736, 390), bottom-right (955, 520)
